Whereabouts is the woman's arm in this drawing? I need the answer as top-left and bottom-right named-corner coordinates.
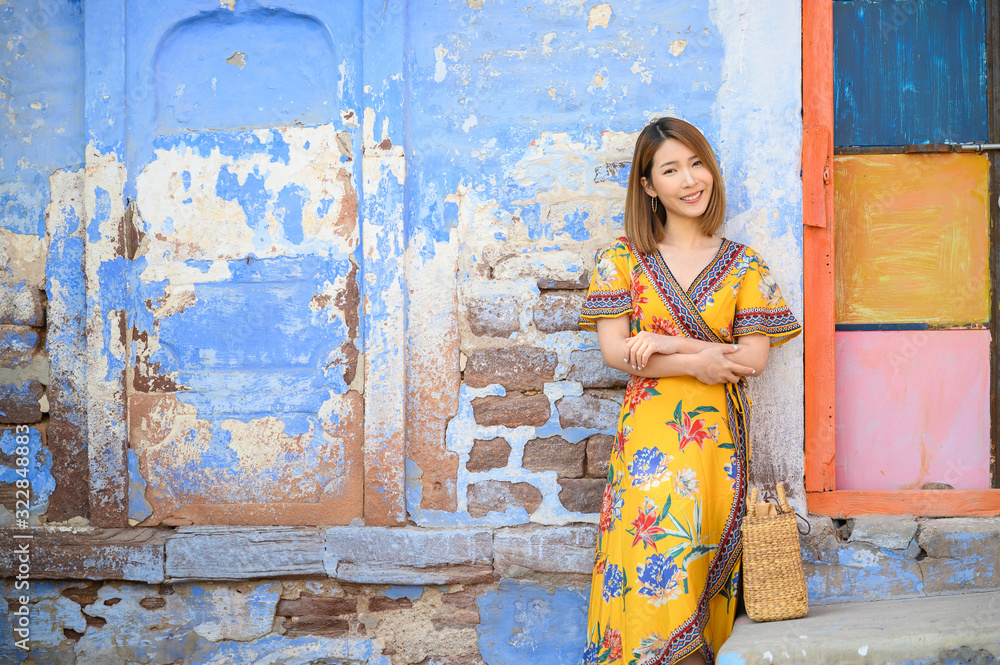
top-left (731, 333), bottom-right (770, 375)
top-left (596, 316), bottom-right (756, 384)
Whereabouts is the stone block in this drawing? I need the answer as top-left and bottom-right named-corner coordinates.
top-left (324, 526), bottom-right (493, 585)
top-left (471, 392), bottom-right (550, 428)
top-left (493, 524), bottom-right (597, 575)
top-left (486, 248), bottom-right (589, 289)
top-left (566, 349), bottom-right (629, 388)
top-left (275, 593), bottom-right (357, 617)
top-left (467, 480), bottom-right (543, 519)
top-left (803, 561), bottom-right (854, 606)
top-left (464, 346), bottom-right (556, 391)
top-left (165, 526), bottom-right (325, 581)
top-left (799, 514), bottom-right (841, 565)
top-left (0, 527), bottom-right (165, 583)
top-left (521, 436), bottom-right (584, 478)
top-left (465, 295), bottom-right (520, 337)
top-left (849, 515), bottom-right (919, 550)
top-left (918, 518), bottom-right (1000, 595)
top-left (467, 437), bottom-right (511, 472)
top-left (585, 434), bottom-right (615, 478)
top-left (555, 393), bottom-right (620, 430)
top-left (834, 541), bottom-right (924, 602)
top-left (0, 284), bottom-right (44, 327)
top-left (0, 379), bottom-right (44, 423)
top-left (533, 291), bottom-right (585, 333)
top-left (0, 326), bottom-right (40, 369)
top-left (558, 478), bottom-right (606, 513)
top-left (917, 517), bottom-right (1000, 558)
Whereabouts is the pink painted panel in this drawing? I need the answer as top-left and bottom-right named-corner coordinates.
top-left (835, 330), bottom-right (991, 490)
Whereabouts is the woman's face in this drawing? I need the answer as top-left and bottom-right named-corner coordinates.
top-left (641, 137), bottom-right (714, 224)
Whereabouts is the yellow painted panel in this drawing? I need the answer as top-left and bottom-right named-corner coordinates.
top-left (834, 153), bottom-right (990, 325)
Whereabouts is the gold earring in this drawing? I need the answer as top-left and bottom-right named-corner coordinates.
top-left (651, 197), bottom-right (658, 213)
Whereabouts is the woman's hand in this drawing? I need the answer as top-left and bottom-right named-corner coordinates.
top-left (690, 346), bottom-right (756, 385)
top-left (623, 332), bottom-right (682, 370)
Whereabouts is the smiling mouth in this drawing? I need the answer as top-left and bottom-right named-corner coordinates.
top-left (680, 191), bottom-right (702, 203)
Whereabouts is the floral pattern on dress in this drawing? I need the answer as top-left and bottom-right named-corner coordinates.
top-left (674, 467), bottom-right (700, 499)
top-left (758, 273), bottom-right (782, 307)
top-left (594, 249), bottom-right (621, 290)
top-left (602, 563), bottom-right (627, 601)
top-left (628, 447), bottom-right (673, 491)
top-left (630, 276), bottom-right (650, 321)
top-left (665, 401), bottom-right (720, 452)
top-left (599, 479), bottom-right (625, 535)
top-left (624, 376), bottom-right (660, 416)
top-left (636, 552), bottom-right (688, 606)
top-left (650, 314), bottom-right (683, 337)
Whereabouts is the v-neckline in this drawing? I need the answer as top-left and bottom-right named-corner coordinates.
top-left (655, 238), bottom-right (729, 295)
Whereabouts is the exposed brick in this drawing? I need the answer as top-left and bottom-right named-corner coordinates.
top-left (533, 291), bottom-right (585, 333)
top-left (586, 434), bottom-right (615, 478)
top-left (0, 284), bottom-right (44, 327)
top-left (432, 588), bottom-right (481, 629)
top-left (494, 525), bottom-right (597, 575)
top-left (0, 379), bottom-right (45, 424)
top-left (467, 437), bottom-right (511, 472)
top-left (464, 346), bottom-right (556, 391)
top-left (465, 295), bottom-right (520, 337)
top-left (282, 616), bottom-right (351, 638)
top-left (275, 593), bottom-right (357, 617)
top-left (471, 393), bottom-right (550, 428)
top-left (368, 596), bottom-right (412, 612)
top-left (555, 393), bottom-right (620, 430)
top-left (521, 436), bottom-right (584, 478)
top-left (558, 478), bottom-right (606, 513)
top-left (0, 326), bottom-right (40, 369)
top-left (467, 480), bottom-right (542, 519)
top-left (567, 349), bottom-right (629, 388)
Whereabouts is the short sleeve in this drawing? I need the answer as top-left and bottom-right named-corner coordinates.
top-left (733, 249), bottom-right (802, 346)
top-left (578, 239), bottom-right (633, 332)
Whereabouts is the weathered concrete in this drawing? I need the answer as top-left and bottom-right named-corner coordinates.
top-left (848, 514), bottom-right (919, 551)
top-left (717, 590), bottom-right (1000, 665)
top-left (165, 527), bottom-right (325, 581)
top-left (324, 527), bottom-right (493, 585)
top-left (493, 525), bottom-right (596, 576)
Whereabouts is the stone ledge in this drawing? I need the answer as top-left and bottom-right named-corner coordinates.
top-left (494, 524), bottom-right (596, 576)
top-left (325, 527), bottom-right (494, 584)
top-left (0, 527), bottom-right (166, 583)
top-left (165, 526), bottom-right (325, 582)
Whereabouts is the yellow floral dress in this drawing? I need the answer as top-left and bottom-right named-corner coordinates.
top-left (579, 236), bottom-right (801, 665)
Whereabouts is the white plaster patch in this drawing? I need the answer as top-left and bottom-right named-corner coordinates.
top-left (434, 44), bottom-right (449, 82)
top-left (669, 39), bottom-right (688, 56)
top-left (858, 645), bottom-right (869, 656)
top-left (462, 114), bottom-right (478, 133)
top-left (541, 31), bottom-right (556, 56)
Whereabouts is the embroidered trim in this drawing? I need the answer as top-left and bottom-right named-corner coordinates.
top-left (580, 290), bottom-right (632, 328)
top-left (688, 240), bottom-right (746, 308)
top-left (733, 307), bottom-right (801, 338)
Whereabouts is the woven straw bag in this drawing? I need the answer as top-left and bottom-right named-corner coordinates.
top-left (740, 482), bottom-right (809, 622)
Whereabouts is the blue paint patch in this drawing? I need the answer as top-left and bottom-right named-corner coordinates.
top-left (0, 428), bottom-right (55, 519)
top-left (316, 197), bottom-right (336, 218)
top-left (0, 329), bottom-right (38, 369)
top-left (189, 634), bottom-right (391, 664)
top-left (477, 580), bottom-right (588, 665)
top-left (275, 183), bottom-right (309, 244)
top-left (182, 171), bottom-right (191, 190)
top-left (215, 165), bottom-right (270, 236)
top-left (0, 0), bottom-right (85, 236)
top-left (443, 200), bottom-right (460, 230)
top-left (562, 209), bottom-right (590, 241)
top-left (383, 585), bottom-right (424, 601)
top-left (88, 187), bottom-right (111, 242)
top-left (127, 448), bottom-right (153, 522)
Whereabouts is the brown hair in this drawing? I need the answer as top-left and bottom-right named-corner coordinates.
top-left (623, 117), bottom-right (726, 254)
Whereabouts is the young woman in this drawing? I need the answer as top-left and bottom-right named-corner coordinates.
top-left (579, 117), bottom-right (801, 665)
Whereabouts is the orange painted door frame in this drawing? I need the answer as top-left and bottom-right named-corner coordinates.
top-left (801, 0), bottom-right (1000, 517)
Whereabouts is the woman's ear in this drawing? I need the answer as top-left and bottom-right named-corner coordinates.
top-left (640, 176), bottom-right (657, 199)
